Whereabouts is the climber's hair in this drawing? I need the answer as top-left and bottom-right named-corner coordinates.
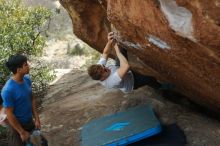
top-left (5, 54), bottom-right (27, 74)
top-left (87, 64), bottom-right (104, 80)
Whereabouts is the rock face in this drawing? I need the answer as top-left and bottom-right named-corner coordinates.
top-left (60, 0), bottom-right (220, 112)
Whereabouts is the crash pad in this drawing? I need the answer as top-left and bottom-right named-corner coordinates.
top-left (81, 106), bottom-right (161, 146)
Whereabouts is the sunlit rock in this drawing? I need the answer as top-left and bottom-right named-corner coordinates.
top-left (60, 0), bottom-right (220, 112)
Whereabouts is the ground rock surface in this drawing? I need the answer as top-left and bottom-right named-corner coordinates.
top-left (40, 70), bottom-right (220, 146)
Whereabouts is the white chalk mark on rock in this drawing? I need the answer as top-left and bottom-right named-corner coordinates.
top-left (159, 0), bottom-right (196, 41)
top-left (147, 35), bottom-right (171, 50)
top-left (122, 41), bottom-right (143, 50)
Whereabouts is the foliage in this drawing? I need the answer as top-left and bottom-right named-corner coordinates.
top-left (0, 0), bottom-right (54, 96)
top-left (30, 59), bottom-right (56, 101)
top-left (67, 43), bottom-right (85, 56)
top-left (87, 49), bottom-right (101, 65)
top-left (82, 49), bottom-right (101, 69)
top-left (66, 40), bottom-right (101, 58)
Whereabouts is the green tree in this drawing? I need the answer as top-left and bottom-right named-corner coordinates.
top-left (0, 0), bottom-right (54, 96)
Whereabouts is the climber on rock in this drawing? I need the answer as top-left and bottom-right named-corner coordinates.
top-left (87, 32), bottom-right (174, 93)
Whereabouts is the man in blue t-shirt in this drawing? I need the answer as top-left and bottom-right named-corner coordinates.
top-left (1, 54), bottom-right (41, 146)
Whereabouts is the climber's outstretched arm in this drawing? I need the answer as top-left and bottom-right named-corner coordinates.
top-left (115, 44), bottom-right (130, 78)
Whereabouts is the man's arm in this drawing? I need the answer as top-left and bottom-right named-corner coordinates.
top-left (5, 107), bottom-right (30, 141)
top-left (32, 95), bottom-right (40, 129)
top-left (102, 32), bottom-right (114, 59)
top-left (115, 44), bottom-right (130, 78)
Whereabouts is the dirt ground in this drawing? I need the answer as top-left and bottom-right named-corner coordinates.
top-left (40, 69), bottom-right (220, 146)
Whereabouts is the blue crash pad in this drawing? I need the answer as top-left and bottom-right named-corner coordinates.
top-left (81, 106), bottom-right (161, 146)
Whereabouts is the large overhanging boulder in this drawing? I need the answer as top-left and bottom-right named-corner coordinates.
top-left (59, 0), bottom-right (220, 113)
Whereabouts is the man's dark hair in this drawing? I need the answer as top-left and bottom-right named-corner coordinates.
top-left (5, 54), bottom-right (27, 74)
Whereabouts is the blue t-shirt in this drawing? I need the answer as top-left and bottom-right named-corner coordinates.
top-left (1, 75), bottom-right (33, 124)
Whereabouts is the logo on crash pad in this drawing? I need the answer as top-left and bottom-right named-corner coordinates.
top-left (105, 122), bottom-right (130, 131)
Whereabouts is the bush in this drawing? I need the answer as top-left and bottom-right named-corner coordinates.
top-left (0, 0), bottom-right (54, 90)
top-left (67, 43), bottom-right (85, 56)
top-left (0, 0), bottom-right (56, 103)
top-left (30, 59), bottom-right (56, 103)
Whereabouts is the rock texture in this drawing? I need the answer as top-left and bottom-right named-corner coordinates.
top-left (59, 0), bottom-right (220, 112)
top-left (41, 69), bottom-right (220, 146)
